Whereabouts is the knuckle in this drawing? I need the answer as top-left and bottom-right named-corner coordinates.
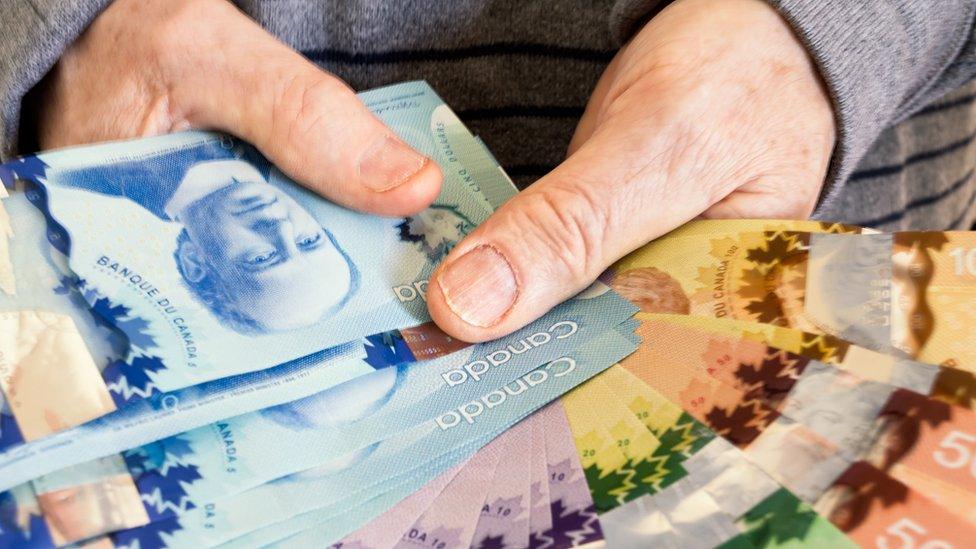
top-left (504, 181), bottom-right (608, 286)
top-left (148, 1), bottom-right (214, 54)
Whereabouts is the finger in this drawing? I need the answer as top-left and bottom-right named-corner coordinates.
top-left (425, 116), bottom-right (719, 342)
top-left (168, 2), bottom-right (442, 216)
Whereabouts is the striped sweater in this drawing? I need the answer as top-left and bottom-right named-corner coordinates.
top-left (1, 0), bottom-right (975, 230)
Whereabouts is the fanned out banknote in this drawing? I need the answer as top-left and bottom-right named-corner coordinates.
top-left (267, 307), bottom-right (976, 548)
top-left (604, 227), bottom-right (976, 371)
top-left (16, 299), bottom-right (633, 545)
top-left (225, 224), bottom-right (976, 548)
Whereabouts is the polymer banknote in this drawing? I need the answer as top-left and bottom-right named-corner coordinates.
top-left (618, 315), bottom-right (976, 541)
top-left (0, 81), bottom-right (515, 444)
top-left (253, 401), bottom-right (599, 549)
top-left (646, 312), bottom-right (976, 407)
top-left (0, 253), bottom-right (632, 493)
top-left (219, 330), bottom-right (633, 549)
top-left (22, 297), bottom-right (634, 544)
top-left (606, 227), bottom-right (976, 371)
top-left (551, 316), bottom-right (975, 546)
top-left (0, 326), bottom-right (635, 548)
top-left (93, 328), bottom-right (636, 547)
top-left (321, 461), bottom-right (466, 549)
top-left (806, 231), bottom-right (976, 370)
top-left (468, 418), bottom-right (532, 548)
top-left (599, 437), bottom-right (853, 547)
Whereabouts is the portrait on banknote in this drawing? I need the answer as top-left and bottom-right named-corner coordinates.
top-left (53, 156), bottom-right (359, 335)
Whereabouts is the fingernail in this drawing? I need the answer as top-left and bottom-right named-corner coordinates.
top-left (439, 245), bottom-right (518, 328)
top-left (359, 134), bottom-right (429, 192)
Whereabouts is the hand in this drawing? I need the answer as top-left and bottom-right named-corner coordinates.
top-left (30, 0), bottom-right (442, 216)
top-left (426, 0), bottom-right (836, 342)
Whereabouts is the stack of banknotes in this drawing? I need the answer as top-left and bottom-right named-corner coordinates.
top-left (0, 80), bottom-right (974, 548)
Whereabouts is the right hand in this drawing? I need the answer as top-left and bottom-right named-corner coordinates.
top-left (31, 0), bottom-right (442, 216)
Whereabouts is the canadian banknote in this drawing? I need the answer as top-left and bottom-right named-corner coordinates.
top-left (257, 402), bottom-right (596, 549)
top-left (618, 315), bottom-right (976, 542)
top-left (22, 297), bottom-right (634, 544)
top-left (96, 329), bottom-right (636, 548)
top-left (218, 331), bottom-right (633, 549)
top-left (321, 461), bottom-right (466, 549)
top-left (0, 281), bottom-right (633, 490)
top-left (599, 437), bottom-right (854, 548)
top-left (0, 80), bottom-right (516, 443)
top-left (245, 401), bottom-right (599, 549)
top-left (806, 231), bottom-right (976, 370)
top-left (537, 402), bottom-right (604, 548)
top-left (606, 227), bottom-right (976, 371)
top-left (646, 312), bottom-right (976, 407)
top-left (468, 418), bottom-right (532, 549)
top-left (390, 433), bottom-right (504, 549)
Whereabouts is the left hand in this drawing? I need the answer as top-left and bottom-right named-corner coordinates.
top-left (426, 0), bottom-right (836, 342)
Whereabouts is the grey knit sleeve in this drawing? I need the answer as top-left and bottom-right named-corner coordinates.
top-left (0, 0), bottom-right (111, 160)
top-left (767, 1), bottom-right (976, 208)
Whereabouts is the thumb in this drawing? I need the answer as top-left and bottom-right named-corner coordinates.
top-left (426, 122), bottom-right (717, 342)
top-left (168, 2), bottom-right (442, 216)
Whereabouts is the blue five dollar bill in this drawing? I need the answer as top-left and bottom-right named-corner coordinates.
top-left (19, 286), bottom-right (634, 545)
top-left (112, 329), bottom-right (638, 548)
top-left (0, 81), bottom-right (514, 447)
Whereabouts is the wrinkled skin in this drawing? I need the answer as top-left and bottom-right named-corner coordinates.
top-left (33, 0), bottom-right (834, 342)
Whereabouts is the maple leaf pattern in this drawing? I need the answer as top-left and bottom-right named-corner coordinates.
top-left (630, 453), bottom-right (678, 496)
top-left (473, 533), bottom-right (507, 549)
top-left (736, 267), bottom-right (770, 301)
top-left (734, 350), bottom-right (808, 407)
top-left (704, 402), bottom-right (776, 447)
top-left (932, 367), bottom-right (976, 409)
top-left (86, 292), bottom-right (158, 353)
top-left (115, 315), bottom-right (156, 352)
top-left (636, 452), bottom-right (685, 495)
top-left (161, 436), bottom-right (196, 461)
top-left (90, 296), bottom-right (131, 327)
top-left (745, 232), bottom-right (796, 268)
top-left (735, 488), bottom-right (822, 546)
top-left (52, 276), bottom-right (72, 296)
top-left (700, 338), bottom-right (764, 390)
top-left (737, 232), bottom-right (813, 327)
top-left (638, 415), bottom-right (715, 494)
top-left (582, 464), bottom-right (632, 513)
top-left (103, 355), bottom-right (166, 405)
top-left (745, 293), bottom-right (786, 325)
top-left (71, 277), bottom-right (168, 403)
top-left (125, 435), bottom-right (203, 524)
top-left (799, 334), bottom-right (846, 363)
top-left (0, 505), bottom-right (53, 549)
top-left (112, 516), bottom-right (183, 549)
top-left (544, 498), bottom-right (603, 547)
top-left (362, 329), bottom-right (417, 370)
top-left (0, 399), bottom-right (24, 451)
top-left (0, 485), bottom-right (55, 548)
